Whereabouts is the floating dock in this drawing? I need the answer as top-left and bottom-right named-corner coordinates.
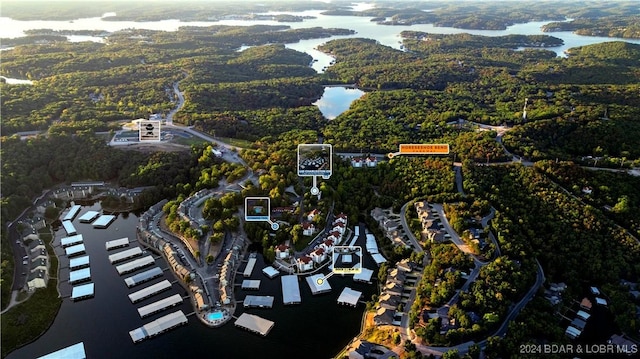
top-left (109, 247), bottom-right (143, 264)
top-left (37, 342), bottom-right (86, 359)
top-left (243, 295), bottom-right (274, 308)
top-left (281, 275), bottom-right (301, 305)
top-left (128, 279), bottom-right (172, 303)
top-left (61, 234), bottom-right (84, 248)
top-left (62, 220), bottom-right (78, 236)
top-left (234, 313), bottom-right (274, 336)
top-left (365, 234), bottom-right (378, 254)
top-left (371, 253), bottom-right (387, 265)
top-left (262, 266), bottom-right (279, 279)
top-left (337, 287), bottom-right (362, 307)
top-left (305, 274), bottom-right (332, 295)
top-left (116, 256), bottom-right (155, 275)
top-left (69, 255), bottom-right (90, 270)
top-left (241, 279), bottom-right (261, 290)
top-left (63, 205), bottom-right (82, 222)
top-left (124, 267), bottom-right (163, 288)
top-left (137, 294), bottom-right (183, 318)
top-left (93, 214), bottom-right (116, 228)
top-left (129, 310), bottom-right (188, 343)
top-left (71, 282), bottom-right (95, 301)
top-left (106, 237), bottom-right (130, 251)
top-left (243, 257), bottom-right (257, 277)
top-left (353, 268), bottom-right (374, 283)
top-left (65, 244), bottom-right (86, 257)
top-left (69, 268), bottom-right (91, 284)
top-left (78, 210), bottom-right (101, 223)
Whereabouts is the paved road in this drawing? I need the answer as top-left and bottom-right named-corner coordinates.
top-left (399, 203), bottom-right (425, 254)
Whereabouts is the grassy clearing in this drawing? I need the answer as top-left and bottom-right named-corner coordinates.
top-left (172, 136), bottom-right (209, 146)
top-left (216, 137), bottom-right (253, 149)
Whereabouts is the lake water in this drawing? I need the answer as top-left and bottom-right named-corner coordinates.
top-left (8, 202), bottom-right (376, 359)
top-left (314, 87), bottom-right (366, 120)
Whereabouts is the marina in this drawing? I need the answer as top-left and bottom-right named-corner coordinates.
top-left (105, 237), bottom-right (130, 251)
top-left (281, 275), bottom-right (301, 305)
top-left (69, 268), bottom-right (91, 284)
top-left (353, 268), bottom-right (374, 283)
top-left (371, 253), bottom-right (387, 266)
top-left (241, 279), bottom-right (261, 290)
top-left (243, 295), bottom-right (275, 308)
top-left (63, 205), bottom-right (82, 222)
top-left (61, 234), bottom-right (84, 248)
top-left (62, 220), bottom-right (78, 236)
top-left (128, 310), bottom-right (188, 343)
top-left (337, 287), bottom-right (362, 307)
top-left (262, 266), bottom-right (279, 279)
top-left (93, 214), bottom-right (116, 228)
top-left (36, 342), bottom-right (86, 359)
top-left (128, 280), bottom-right (172, 303)
top-left (65, 244), bottom-right (86, 257)
top-left (108, 247), bottom-right (143, 264)
top-left (78, 210), bottom-right (101, 223)
top-left (71, 282), bottom-right (95, 301)
top-left (69, 255), bottom-right (90, 270)
top-left (116, 256), bottom-right (155, 275)
top-left (234, 313), bottom-right (274, 336)
top-left (243, 256), bottom-right (257, 277)
top-left (137, 294), bottom-right (183, 318)
top-left (124, 267), bottom-right (164, 288)
top-left (306, 274), bottom-right (332, 295)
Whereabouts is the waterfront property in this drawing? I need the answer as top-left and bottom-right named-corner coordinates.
top-left (128, 279), bottom-right (172, 303)
top-left (108, 247), bottom-right (143, 264)
top-left (128, 310), bottom-right (188, 343)
top-left (93, 214), bottom-right (116, 228)
top-left (124, 267), bottom-right (164, 288)
top-left (69, 268), bottom-right (91, 284)
top-left (243, 295), bottom-right (275, 308)
top-left (241, 280), bottom-right (261, 290)
top-left (262, 266), bottom-right (279, 279)
top-left (281, 275), bottom-right (302, 305)
top-left (105, 237), bottom-right (130, 251)
top-left (36, 342), bottom-right (86, 359)
top-left (65, 244), bottom-right (86, 257)
top-left (337, 287), bottom-right (362, 307)
top-left (306, 274), bottom-right (332, 295)
top-left (78, 210), bottom-right (101, 223)
top-left (61, 234), bottom-right (84, 248)
top-left (63, 205), bottom-right (82, 222)
top-left (69, 255), bottom-right (90, 270)
top-left (62, 220), bottom-right (78, 236)
top-left (115, 256), bottom-right (155, 275)
top-left (234, 313), bottom-right (274, 336)
top-left (71, 282), bottom-right (95, 301)
top-left (137, 294), bottom-right (183, 318)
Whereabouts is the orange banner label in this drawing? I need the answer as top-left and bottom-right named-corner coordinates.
top-left (399, 144), bottom-right (449, 155)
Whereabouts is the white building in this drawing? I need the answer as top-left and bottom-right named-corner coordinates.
top-left (297, 255), bottom-right (313, 272)
top-left (302, 222), bottom-right (315, 236)
top-left (310, 248), bottom-right (326, 264)
top-left (275, 244), bottom-right (290, 259)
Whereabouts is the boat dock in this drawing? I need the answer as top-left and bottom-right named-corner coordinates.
top-left (128, 279), bottom-right (172, 303)
top-left (78, 210), bottom-right (101, 223)
top-left (124, 267), bottom-right (164, 288)
top-left (108, 247), bottom-right (142, 264)
top-left (69, 255), bottom-right (90, 270)
top-left (65, 244), bottom-right (86, 257)
top-left (262, 266), bottom-right (279, 279)
top-left (243, 257), bottom-right (257, 277)
top-left (129, 310), bottom-right (188, 343)
top-left (71, 282), bottom-right (95, 301)
top-left (106, 237), bottom-right (130, 251)
top-left (62, 220), bottom-right (78, 236)
top-left (337, 287), bottom-right (362, 307)
top-left (281, 275), bottom-right (301, 305)
top-left (61, 234), bottom-right (84, 248)
top-left (241, 279), bottom-right (261, 290)
top-left (63, 205), bottom-right (82, 222)
top-left (353, 268), bottom-right (374, 283)
top-left (243, 295), bottom-right (274, 308)
top-left (37, 342), bottom-right (85, 359)
top-left (93, 214), bottom-right (116, 228)
top-left (234, 313), bottom-right (274, 336)
top-left (69, 268), bottom-right (91, 284)
top-left (306, 274), bottom-right (332, 295)
top-left (116, 256), bottom-right (155, 275)
top-left (137, 294), bottom-right (183, 318)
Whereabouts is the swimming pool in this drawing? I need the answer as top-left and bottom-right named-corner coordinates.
top-left (207, 311), bottom-right (224, 321)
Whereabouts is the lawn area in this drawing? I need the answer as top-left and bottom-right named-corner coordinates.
top-left (294, 235), bottom-right (315, 252)
top-left (217, 137), bottom-right (253, 149)
top-left (172, 136), bottom-right (209, 146)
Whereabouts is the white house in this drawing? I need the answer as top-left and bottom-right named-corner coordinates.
top-left (275, 244), bottom-right (291, 259)
top-left (310, 248), bottom-right (326, 264)
top-left (351, 158), bottom-right (363, 168)
top-left (302, 222), bottom-right (315, 236)
top-left (366, 156), bottom-right (377, 167)
top-left (334, 213), bottom-right (348, 225)
top-left (321, 239), bottom-right (335, 253)
top-left (297, 255), bottom-right (313, 272)
top-left (328, 231), bottom-right (341, 243)
top-left (332, 222), bottom-right (346, 234)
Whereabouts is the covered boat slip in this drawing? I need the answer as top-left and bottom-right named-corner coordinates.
top-left (305, 274), bottom-right (332, 295)
top-left (243, 295), bottom-right (274, 308)
top-left (128, 279), bottom-right (172, 303)
top-left (37, 342), bottom-right (86, 359)
top-left (137, 294), bottom-right (183, 318)
top-left (124, 267), bottom-right (164, 288)
top-left (63, 205), bottom-right (82, 222)
top-left (241, 279), bottom-right (261, 290)
top-left (129, 310), bottom-right (188, 343)
top-left (93, 214), bottom-right (116, 228)
top-left (337, 287), bottom-right (362, 306)
top-left (65, 244), bottom-right (86, 257)
top-left (78, 210), bottom-right (100, 223)
top-left (243, 257), bottom-right (257, 277)
top-left (61, 234), bottom-right (84, 248)
top-left (108, 247), bottom-right (142, 264)
top-left (281, 275), bottom-right (301, 305)
top-left (116, 256), bottom-right (155, 275)
top-left (62, 220), bottom-right (78, 236)
top-left (234, 313), bottom-right (274, 336)
top-left (71, 282), bottom-right (95, 301)
top-left (353, 268), bottom-right (374, 283)
top-left (105, 237), bottom-right (130, 250)
top-left (69, 268), bottom-right (91, 284)
top-left (262, 266), bottom-right (279, 279)
top-left (69, 255), bottom-right (90, 270)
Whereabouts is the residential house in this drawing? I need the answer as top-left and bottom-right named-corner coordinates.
top-left (366, 156), bottom-right (377, 167)
top-left (307, 209), bottom-right (320, 222)
top-left (351, 158), bottom-right (363, 168)
top-left (302, 222), bottom-right (315, 236)
top-left (332, 222), bottom-right (346, 234)
top-left (297, 255), bottom-right (313, 272)
top-left (310, 248), bottom-right (326, 264)
top-left (321, 239), bottom-right (335, 253)
top-left (275, 244), bottom-right (291, 259)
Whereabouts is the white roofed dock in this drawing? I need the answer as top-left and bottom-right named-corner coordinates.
top-left (93, 214), bottom-right (116, 228)
top-left (106, 237), bottom-right (130, 251)
top-left (137, 294), bottom-right (183, 318)
top-left (61, 234), bottom-right (84, 248)
top-left (116, 256), bottom-right (155, 275)
top-left (128, 279), bottom-right (172, 303)
top-left (69, 255), bottom-right (90, 270)
top-left (129, 310), bottom-right (188, 343)
top-left (108, 247), bottom-right (142, 264)
top-left (281, 274), bottom-right (301, 305)
top-left (63, 205), bottom-right (82, 222)
top-left (125, 267), bottom-right (164, 288)
top-left (234, 313), bottom-right (274, 336)
top-left (78, 210), bottom-right (101, 223)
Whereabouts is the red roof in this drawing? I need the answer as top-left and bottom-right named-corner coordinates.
top-left (276, 244), bottom-right (289, 252)
top-left (298, 255), bottom-right (312, 264)
top-left (313, 248), bottom-right (325, 256)
top-left (302, 222), bottom-right (314, 230)
top-left (333, 222), bottom-right (345, 227)
top-left (330, 231), bottom-right (341, 237)
top-left (323, 239), bottom-right (334, 246)
top-left (337, 213), bottom-right (348, 219)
